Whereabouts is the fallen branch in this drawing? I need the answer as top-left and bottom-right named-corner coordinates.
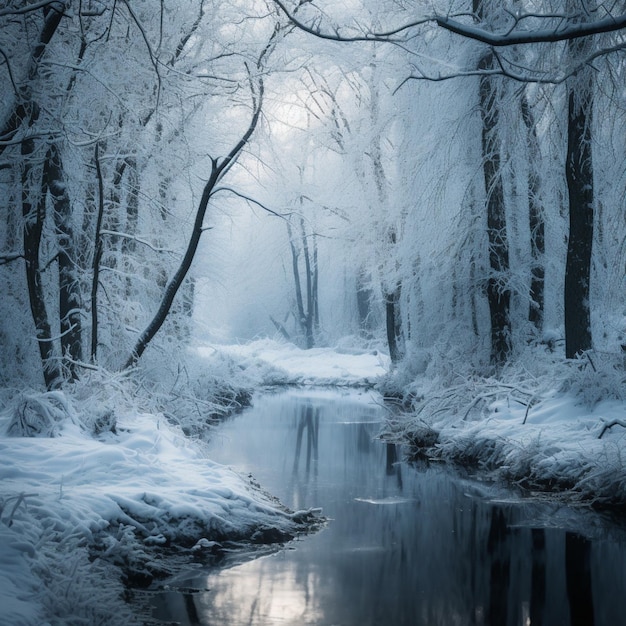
top-left (598, 419), bottom-right (626, 439)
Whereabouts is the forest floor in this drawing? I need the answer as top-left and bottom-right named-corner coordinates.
top-left (1, 339), bottom-right (624, 624)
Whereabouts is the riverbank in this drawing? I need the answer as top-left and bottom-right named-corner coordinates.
top-left (0, 366), bottom-right (322, 625)
top-left (381, 348), bottom-right (626, 512)
top-left (0, 340), bottom-right (383, 624)
top-left (2, 339), bottom-right (624, 623)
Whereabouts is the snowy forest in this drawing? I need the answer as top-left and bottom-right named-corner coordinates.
top-left (1, 1), bottom-right (626, 624)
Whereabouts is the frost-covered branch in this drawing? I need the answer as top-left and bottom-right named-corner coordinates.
top-left (0, 252), bottom-right (24, 265)
top-left (435, 12), bottom-right (626, 46)
top-left (212, 186), bottom-right (289, 219)
top-left (123, 78), bottom-right (265, 370)
top-left (99, 230), bottom-right (179, 254)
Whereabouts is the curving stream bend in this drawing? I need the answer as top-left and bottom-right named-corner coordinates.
top-left (147, 388), bottom-right (626, 626)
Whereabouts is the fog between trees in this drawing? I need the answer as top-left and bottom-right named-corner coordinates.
top-left (1, 0), bottom-right (625, 389)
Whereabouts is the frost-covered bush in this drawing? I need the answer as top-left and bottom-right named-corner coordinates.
top-left (4, 391), bottom-right (79, 437)
top-left (557, 351), bottom-right (625, 406)
top-left (134, 348), bottom-right (254, 436)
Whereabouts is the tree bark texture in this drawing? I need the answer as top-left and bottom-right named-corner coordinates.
top-left (521, 94), bottom-right (545, 332)
top-left (21, 124), bottom-right (61, 390)
top-left (564, 85), bottom-right (594, 358)
top-left (46, 142), bottom-right (83, 376)
top-left (91, 144), bottom-right (105, 362)
top-left (385, 285), bottom-right (402, 364)
top-left (478, 50), bottom-right (512, 365)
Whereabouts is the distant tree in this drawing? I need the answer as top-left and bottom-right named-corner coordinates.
top-left (272, 0), bottom-right (624, 364)
top-left (285, 212), bottom-right (319, 350)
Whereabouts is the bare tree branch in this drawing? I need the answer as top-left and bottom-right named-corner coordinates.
top-left (273, 0), bottom-right (626, 47)
top-left (123, 78), bottom-right (265, 370)
top-left (0, 252), bottom-right (24, 265)
top-left (435, 12), bottom-right (626, 46)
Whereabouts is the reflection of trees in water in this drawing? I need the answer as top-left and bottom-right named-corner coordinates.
top-left (566, 531), bottom-right (594, 626)
top-left (385, 442), bottom-right (403, 490)
top-left (487, 508), bottom-right (511, 625)
top-left (293, 403), bottom-right (319, 476)
top-left (154, 394), bottom-right (626, 625)
top-left (530, 528), bottom-right (546, 626)
top-left (448, 501), bottom-right (601, 626)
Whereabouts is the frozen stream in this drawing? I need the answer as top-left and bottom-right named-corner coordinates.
top-left (147, 388), bottom-right (626, 625)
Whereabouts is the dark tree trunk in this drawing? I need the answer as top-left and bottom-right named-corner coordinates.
top-left (564, 81), bottom-right (593, 358)
top-left (521, 94), bottom-right (545, 332)
top-left (91, 144), bottom-right (105, 362)
top-left (385, 284), bottom-right (402, 364)
top-left (300, 218), bottom-right (315, 349)
top-left (45, 142), bottom-right (83, 377)
top-left (0, 4), bottom-right (66, 159)
top-left (356, 270), bottom-right (374, 336)
top-left (286, 216), bottom-right (318, 349)
top-left (287, 220), bottom-right (306, 332)
top-left (123, 80), bottom-right (264, 369)
top-left (383, 229), bottom-right (403, 364)
top-left (21, 120), bottom-right (61, 390)
top-left (124, 160), bottom-right (219, 368)
top-left (478, 49), bottom-right (512, 365)
top-left (123, 157), bottom-right (139, 297)
top-left (312, 233), bottom-right (319, 333)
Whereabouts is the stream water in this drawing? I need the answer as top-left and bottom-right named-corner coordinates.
top-left (147, 388), bottom-right (626, 626)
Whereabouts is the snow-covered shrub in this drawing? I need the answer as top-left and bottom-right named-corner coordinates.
top-left (558, 351), bottom-right (625, 406)
top-left (123, 346), bottom-right (254, 437)
top-left (4, 391), bottom-right (79, 437)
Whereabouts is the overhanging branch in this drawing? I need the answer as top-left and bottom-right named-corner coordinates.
top-left (435, 12), bottom-right (626, 46)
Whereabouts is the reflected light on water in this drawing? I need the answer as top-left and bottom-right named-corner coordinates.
top-left (196, 558), bottom-right (325, 625)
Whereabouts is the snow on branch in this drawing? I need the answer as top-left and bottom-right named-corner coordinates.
top-left (273, 0), bottom-right (626, 47)
top-left (435, 12), bottom-right (626, 46)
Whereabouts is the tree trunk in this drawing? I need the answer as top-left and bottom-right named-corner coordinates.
top-left (123, 79), bottom-right (264, 369)
top-left (385, 285), bottom-right (402, 364)
top-left (478, 48), bottom-right (512, 365)
top-left (0, 4), bottom-right (66, 159)
top-left (46, 142), bottom-right (83, 377)
top-left (521, 93), bottom-right (545, 332)
top-left (564, 82), bottom-right (594, 358)
top-left (21, 119), bottom-right (61, 389)
top-left (123, 160), bottom-right (219, 368)
top-left (123, 157), bottom-right (139, 297)
top-left (287, 220), bottom-right (306, 333)
top-left (356, 270), bottom-right (374, 336)
top-left (91, 143), bottom-right (105, 362)
top-left (300, 217), bottom-right (315, 349)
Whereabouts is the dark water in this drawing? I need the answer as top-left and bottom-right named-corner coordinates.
top-left (149, 388), bottom-right (626, 626)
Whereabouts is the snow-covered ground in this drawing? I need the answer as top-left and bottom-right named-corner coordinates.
top-left (384, 351), bottom-right (626, 510)
top-left (0, 355), bottom-right (329, 626)
top-left (197, 337), bottom-right (390, 387)
top-left (2, 339), bottom-right (624, 624)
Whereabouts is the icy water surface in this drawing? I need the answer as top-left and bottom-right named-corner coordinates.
top-left (148, 389), bottom-right (626, 625)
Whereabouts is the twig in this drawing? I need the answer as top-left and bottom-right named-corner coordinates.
top-left (598, 419), bottom-right (626, 439)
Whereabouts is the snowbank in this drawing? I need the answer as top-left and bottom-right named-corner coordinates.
top-left (197, 338), bottom-right (390, 387)
top-left (0, 388), bottom-right (319, 625)
top-left (387, 353), bottom-right (626, 510)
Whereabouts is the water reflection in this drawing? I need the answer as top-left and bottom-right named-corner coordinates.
top-left (151, 390), bottom-right (626, 626)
